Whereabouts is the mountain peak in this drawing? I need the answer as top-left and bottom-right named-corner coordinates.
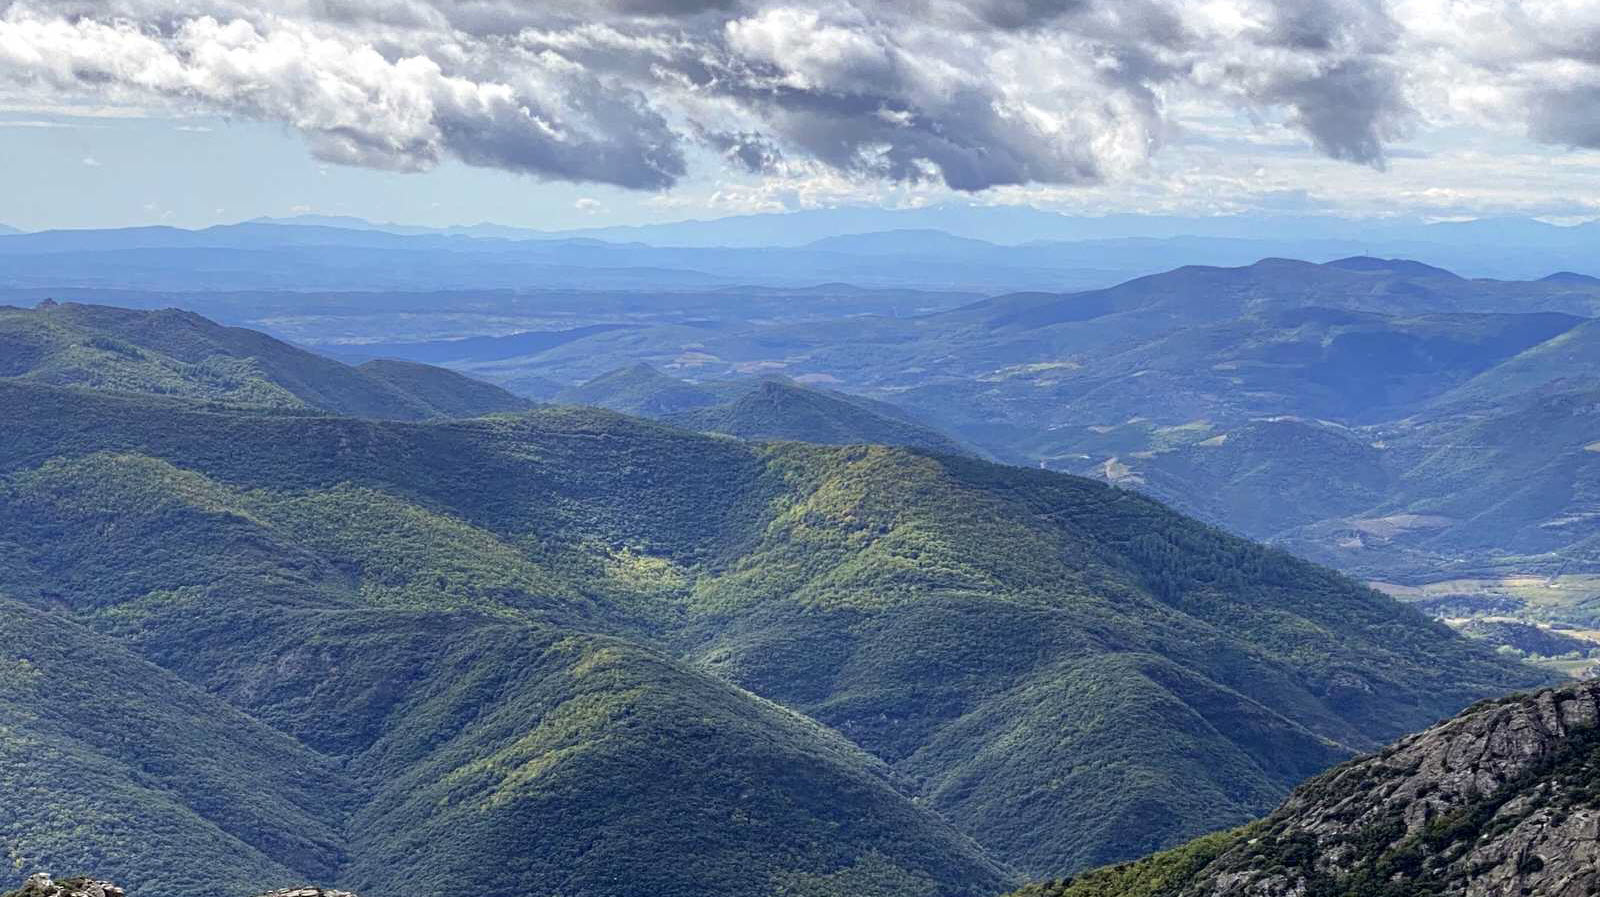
top-left (1541, 270), bottom-right (1600, 285)
top-left (1324, 255), bottom-right (1463, 278)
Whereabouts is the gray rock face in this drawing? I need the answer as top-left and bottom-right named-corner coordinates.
top-left (1179, 681), bottom-right (1600, 896)
top-left (4, 877), bottom-right (360, 897)
top-left (4, 874), bottom-right (125, 897)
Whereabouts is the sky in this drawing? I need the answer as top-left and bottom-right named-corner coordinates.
top-left (0, 0), bottom-right (1597, 231)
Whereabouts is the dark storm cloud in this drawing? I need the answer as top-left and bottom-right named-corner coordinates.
top-left (1527, 86), bottom-right (1600, 149)
top-left (963, 0), bottom-right (1091, 30)
top-left (698, 128), bottom-right (784, 173)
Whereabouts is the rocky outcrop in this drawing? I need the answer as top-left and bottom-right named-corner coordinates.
top-left (1011, 680), bottom-right (1600, 897)
top-left (1188, 681), bottom-right (1600, 896)
top-left (3, 874), bottom-right (124, 897)
top-left (3, 876), bottom-right (360, 897)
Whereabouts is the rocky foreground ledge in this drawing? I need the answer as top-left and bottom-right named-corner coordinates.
top-left (1013, 679), bottom-right (1600, 897)
top-left (2, 877), bottom-right (356, 897)
top-left (2, 875), bottom-right (124, 897)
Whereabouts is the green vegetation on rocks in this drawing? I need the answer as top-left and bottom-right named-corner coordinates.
top-left (1007, 680), bottom-right (1600, 897)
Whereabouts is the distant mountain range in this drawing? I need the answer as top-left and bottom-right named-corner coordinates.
top-left (0, 211), bottom-right (1595, 293)
top-left (248, 206), bottom-right (1600, 251)
top-left (243, 206), bottom-right (1600, 278)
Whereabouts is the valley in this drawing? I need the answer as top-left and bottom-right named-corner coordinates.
top-left (0, 320), bottom-right (1554, 892)
top-left (2, 218), bottom-right (1597, 897)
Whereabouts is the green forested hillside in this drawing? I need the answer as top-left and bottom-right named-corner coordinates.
top-left (0, 600), bottom-right (352, 897)
top-left (0, 302), bottom-right (530, 419)
top-left (0, 378), bottom-right (1549, 893)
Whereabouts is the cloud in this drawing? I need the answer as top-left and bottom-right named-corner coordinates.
top-left (0, 7), bottom-right (685, 188)
top-left (0, 0), bottom-right (1592, 194)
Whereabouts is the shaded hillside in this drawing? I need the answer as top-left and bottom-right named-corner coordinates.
top-left (1273, 384), bottom-right (1600, 581)
top-left (0, 302), bottom-right (529, 419)
top-left (0, 600), bottom-right (353, 897)
top-left (911, 306), bottom-right (1585, 451)
top-left (1011, 680), bottom-right (1600, 897)
top-left (0, 379), bottom-right (1548, 883)
top-left (1084, 383), bottom-right (1600, 589)
top-left (664, 379), bottom-right (970, 453)
top-left (0, 598), bottom-right (1005, 897)
top-left (351, 359), bottom-right (532, 419)
top-left (1429, 318), bottom-right (1600, 412)
top-left (1095, 419), bottom-right (1393, 536)
top-left (555, 362), bottom-right (729, 415)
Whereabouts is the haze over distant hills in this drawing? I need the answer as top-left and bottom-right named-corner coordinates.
top-left (259, 206), bottom-right (1600, 279)
top-left (1, 209), bottom-right (1597, 295)
top-left (259, 206), bottom-right (1600, 252)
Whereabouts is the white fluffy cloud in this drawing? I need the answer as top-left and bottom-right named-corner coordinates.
top-left (0, 0), bottom-right (1593, 192)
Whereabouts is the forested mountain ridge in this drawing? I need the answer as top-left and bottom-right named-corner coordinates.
top-left (0, 371), bottom-right (1550, 893)
top-left (0, 302), bottom-right (531, 419)
top-left (1011, 679), bottom-right (1600, 897)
